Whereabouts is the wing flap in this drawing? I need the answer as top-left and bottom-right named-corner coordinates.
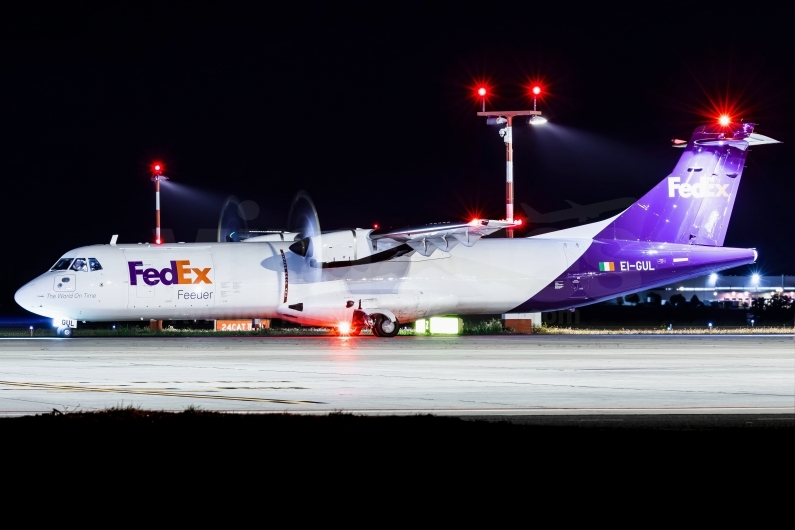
top-left (371, 219), bottom-right (520, 256)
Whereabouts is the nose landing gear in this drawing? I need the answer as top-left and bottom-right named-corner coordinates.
top-left (56, 326), bottom-right (73, 338)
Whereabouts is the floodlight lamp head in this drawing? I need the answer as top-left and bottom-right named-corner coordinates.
top-left (486, 116), bottom-right (507, 125)
top-left (528, 115), bottom-right (548, 125)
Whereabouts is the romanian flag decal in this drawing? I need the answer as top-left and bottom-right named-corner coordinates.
top-left (599, 262), bottom-right (615, 272)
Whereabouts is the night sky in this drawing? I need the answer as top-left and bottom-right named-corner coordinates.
top-left (2, 2), bottom-right (792, 317)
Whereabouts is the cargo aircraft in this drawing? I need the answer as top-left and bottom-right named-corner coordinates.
top-left (15, 122), bottom-right (778, 337)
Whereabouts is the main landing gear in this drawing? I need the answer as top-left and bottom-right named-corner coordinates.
top-left (370, 314), bottom-right (399, 338)
top-left (56, 326), bottom-right (73, 338)
top-left (350, 310), bottom-right (400, 338)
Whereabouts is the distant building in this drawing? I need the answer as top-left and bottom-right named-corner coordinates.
top-left (609, 275), bottom-right (795, 308)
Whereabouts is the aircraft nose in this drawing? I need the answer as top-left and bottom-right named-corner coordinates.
top-left (15, 281), bottom-right (36, 309)
top-left (15, 284), bottom-right (29, 308)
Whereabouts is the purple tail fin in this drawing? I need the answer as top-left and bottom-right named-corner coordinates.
top-left (597, 122), bottom-right (763, 246)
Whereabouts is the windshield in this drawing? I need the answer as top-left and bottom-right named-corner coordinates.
top-left (88, 258), bottom-right (103, 271)
top-left (70, 258), bottom-right (88, 272)
top-left (51, 258), bottom-right (73, 271)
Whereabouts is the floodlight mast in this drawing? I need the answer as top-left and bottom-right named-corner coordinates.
top-left (151, 163), bottom-right (168, 244)
top-left (476, 109), bottom-right (541, 238)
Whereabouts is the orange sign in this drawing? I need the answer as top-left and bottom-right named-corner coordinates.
top-left (215, 320), bottom-right (253, 331)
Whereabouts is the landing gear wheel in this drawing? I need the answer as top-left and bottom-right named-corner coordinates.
top-left (371, 314), bottom-right (399, 338)
top-left (57, 326), bottom-right (73, 338)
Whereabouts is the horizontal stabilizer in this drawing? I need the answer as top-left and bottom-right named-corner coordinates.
top-left (745, 133), bottom-right (780, 146)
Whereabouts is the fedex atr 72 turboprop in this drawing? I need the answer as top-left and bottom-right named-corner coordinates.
top-left (15, 122), bottom-right (779, 337)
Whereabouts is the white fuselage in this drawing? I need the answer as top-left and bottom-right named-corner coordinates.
top-left (15, 237), bottom-right (583, 326)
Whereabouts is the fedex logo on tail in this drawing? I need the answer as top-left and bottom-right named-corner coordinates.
top-left (668, 177), bottom-right (730, 199)
top-left (128, 261), bottom-right (212, 286)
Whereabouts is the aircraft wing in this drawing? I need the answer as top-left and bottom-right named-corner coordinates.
top-left (370, 219), bottom-right (520, 256)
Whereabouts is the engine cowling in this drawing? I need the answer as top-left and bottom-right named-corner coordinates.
top-left (288, 229), bottom-right (376, 265)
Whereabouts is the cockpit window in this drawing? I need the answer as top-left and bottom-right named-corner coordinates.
top-left (70, 258), bottom-right (88, 272)
top-left (88, 258), bottom-right (103, 271)
top-left (51, 258), bottom-right (74, 271)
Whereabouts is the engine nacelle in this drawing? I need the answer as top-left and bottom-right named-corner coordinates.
top-left (289, 229), bottom-right (376, 265)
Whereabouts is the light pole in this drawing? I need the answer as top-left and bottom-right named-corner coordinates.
top-left (477, 108), bottom-right (542, 237)
top-left (152, 162), bottom-right (168, 244)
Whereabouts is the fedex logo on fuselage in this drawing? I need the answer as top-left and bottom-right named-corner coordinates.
top-left (667, 177), bottom-right (730, 199)
top-left (128, 261), bottom-right (212, 286)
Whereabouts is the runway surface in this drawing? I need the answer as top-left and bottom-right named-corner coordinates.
top-left (0, 335), bottom-right (792, 416)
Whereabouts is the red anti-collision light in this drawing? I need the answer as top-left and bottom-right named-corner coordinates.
top-left (718, 115), bottom-right (730, 126)
top-left (532, 86), bottom-right (541, 95)
top-left (477, 87), bottom-right (487, 97)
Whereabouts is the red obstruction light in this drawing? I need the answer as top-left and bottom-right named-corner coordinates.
top-left (718, 115), bottom-right (730, 126)
top-left (532, 86), bottom-right (541, 95)
top-left (152, 161), bottom-right (164, 175)
top-left (477, 87), bottom-right (487, 97)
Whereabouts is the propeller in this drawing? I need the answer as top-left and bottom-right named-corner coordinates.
top-left (217, 196), bottom-right (247, 242)
top-left (286, 190), bottom-right (321, 241)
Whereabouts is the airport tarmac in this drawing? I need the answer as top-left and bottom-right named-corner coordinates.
top-left (0, 335), bottom-right (792, 416)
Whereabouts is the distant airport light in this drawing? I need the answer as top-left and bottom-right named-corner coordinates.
top-left (719, 115), bottom-right (730, 126)
top-left (751, 274), bottom-right (760, 284)
top-left (709, 273), bottom-right (718, 282)
top-left (416, 317), bottom-right (462, 335)
top-left (477, 87), bottom-right (488, 112)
